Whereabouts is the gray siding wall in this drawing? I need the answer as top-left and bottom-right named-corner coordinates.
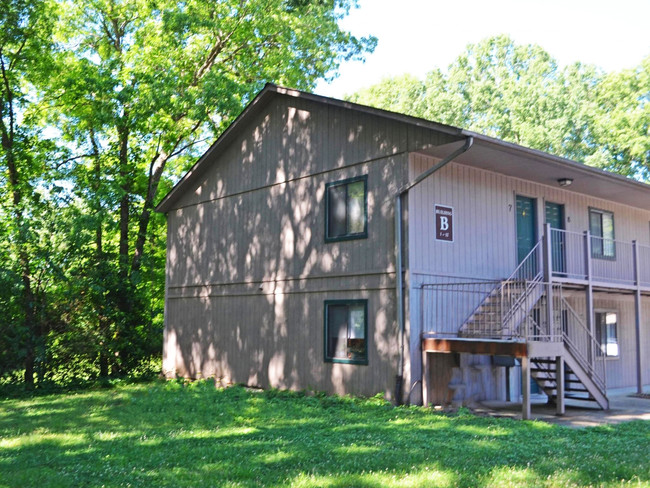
top-left (408, 154), bottom-right (650, 282)
top-left (407, 153), bottom-right (650, 397)
top-left (163, 94), bottom-right (458, 400)
top-left (564, 293), bottom-right (650, 389)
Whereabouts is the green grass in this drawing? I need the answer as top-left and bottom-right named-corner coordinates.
top-left (0, 381), bottom-right (648, 487)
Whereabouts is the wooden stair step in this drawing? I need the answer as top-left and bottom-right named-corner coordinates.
top-left (566, 386), bottom-right (589, 393)
top-left (532, 358), bottom-right (559, 364)
top-left (562, 394), bottom-right (597, 402)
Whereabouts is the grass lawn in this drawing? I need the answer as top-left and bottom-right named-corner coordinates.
top-left (1, 381), bottom-right (649, 487)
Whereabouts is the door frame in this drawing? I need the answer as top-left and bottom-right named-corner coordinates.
top-left (514, 194), bottom-right (539, 265)
top-left (544, 200), bottom-right (566, 275)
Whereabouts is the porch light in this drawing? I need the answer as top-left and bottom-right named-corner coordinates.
top-left (557, 178), bottom-right (573, 187)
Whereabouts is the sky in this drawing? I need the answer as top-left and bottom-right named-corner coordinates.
top-left (315, 0), bottom-right (650, 99)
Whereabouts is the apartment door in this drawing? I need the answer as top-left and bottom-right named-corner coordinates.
top-left (516, 196), bottom-right (537, 276)
top-left (545, 202), bottom-right (566, 274)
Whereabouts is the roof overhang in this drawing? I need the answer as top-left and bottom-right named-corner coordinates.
top-left (156, 84), bottom-right (650, 213)
top-left (421, 134), bottom-right (650, 210)
top-left (156, 84), bottom-right (468, 213)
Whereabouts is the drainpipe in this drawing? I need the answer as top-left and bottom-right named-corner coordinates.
top-left (394, 136), bottom-right (474, 405)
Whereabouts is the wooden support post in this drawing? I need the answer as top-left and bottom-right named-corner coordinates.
top-left (522, 356), bottom-right (531, 420)
top-left (422, 349), bottom-right (429, 407)
top-left (556, 356), bottom-right (565, 416)
top-left (584, 231), bottom-right (595, 363)
top-left (543, 223), bottom-right (554, 338)
top-left (633, 241), bottom-right (644, 394)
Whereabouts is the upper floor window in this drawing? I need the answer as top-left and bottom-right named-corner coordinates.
top-left (324, 300), bottom-right (368, 364)
top-left (589, 208), bottom-right (615, 259)
top-left (325, 176), bottom-right (367, 242)
top-left (595, 311), bottom-right (618, 357)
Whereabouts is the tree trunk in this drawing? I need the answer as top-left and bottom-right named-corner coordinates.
top-left (131, 152), bottom-right (169, 274)
top-left (2, 130), bottom-right (36, 388)
top-left (91, 132), bottom-right (110, 379)
top-left (118, 123), bottom-right (130, 280)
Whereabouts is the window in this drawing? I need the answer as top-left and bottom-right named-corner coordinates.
top-left (325, 176), bottom-right (367, 241)
top-left (595, 311), bottom-right (618, 357)
top-left (589, 208), bottom-right (615, 259)
top-left (324, 300), bottom-right (368, 364)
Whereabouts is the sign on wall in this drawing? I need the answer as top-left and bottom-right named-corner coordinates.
top-left (435, 205), bottom-right (454, 242)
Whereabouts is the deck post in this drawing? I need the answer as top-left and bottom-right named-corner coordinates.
top-left (543, 223), bottom-right (554, 338)
top-left (633, 241), bottom-right (644, 394)
top-left (584, 231), bottom-right (594, 363)
top-left (555, 356), bottom-right (565, 416)
top-left (521, 355), bottom-right (531, 420)
top-left (422, 348), bottom-right (429, 407)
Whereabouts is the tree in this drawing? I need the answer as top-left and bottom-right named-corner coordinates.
top-left (589, 56), bottom-right (650, 179)
top-left (0, 0), bottom-right (58, 387)
top-left (349, 35), bottom-right (648, 180)
top-left (47, 0), bottom-right (376, 374)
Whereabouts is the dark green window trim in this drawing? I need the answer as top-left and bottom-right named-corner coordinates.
top-left (589, 207), bottom-right (616, 260)
top-left (324, 299), bottom-right (368, 365)
top-left (324, 175), bottom-right (368, 242)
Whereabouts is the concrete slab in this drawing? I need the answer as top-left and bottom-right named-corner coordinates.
top-left (473, 387), bottom-right (650, 428)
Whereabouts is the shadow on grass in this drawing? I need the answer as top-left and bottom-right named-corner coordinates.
top-left (0, 382), bottom-right (648, 487)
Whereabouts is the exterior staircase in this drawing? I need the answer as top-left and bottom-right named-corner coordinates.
top-left (456, 239), bottom-right (609, 410)
top-left (531, 355), bottom-right (609, 409)
top-left (460, 241), bottom-right (544, 339)
top-left (459, 279), bottom-right (544, 338)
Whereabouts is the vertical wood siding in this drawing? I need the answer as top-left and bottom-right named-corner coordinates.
top-left (408, 154), bottom-right (650, 282)
top-left (164, 95), bottom-right (459, 399)
top-left (407, 153), bottom-right (650, 396)
top-left (165, 288), bottom-right (399, 398)
top-left (564, 293), bottom-right (650, 389)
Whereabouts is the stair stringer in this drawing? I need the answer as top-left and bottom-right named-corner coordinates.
top-left (561, 344), bottom-right (609, 410)
top-left (528, 343), bottom-right (609, 411)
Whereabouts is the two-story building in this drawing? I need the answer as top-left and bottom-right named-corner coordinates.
top-left (156, 84), bottom-right (650, 418)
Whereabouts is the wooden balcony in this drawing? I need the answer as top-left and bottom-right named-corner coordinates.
top-left (547, 226), bottom-right (650, 293)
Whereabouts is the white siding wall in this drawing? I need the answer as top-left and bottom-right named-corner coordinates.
top-left (564, 293), bottom-right (650, 389)
top-left (408, 154), bottom-right (650, 283)
top-left (408, 153), bottom-right (650, 396)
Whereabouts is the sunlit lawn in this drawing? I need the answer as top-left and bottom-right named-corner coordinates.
top-left (0, 381), bottom-right (648, 487)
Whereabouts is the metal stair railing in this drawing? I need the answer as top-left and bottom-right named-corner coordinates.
top-left (499, 240), bottom-right (544, 337)
top-left (420, 279), bottom-right (501, 337)
top-left (559, 297), bottom-right (607, 393)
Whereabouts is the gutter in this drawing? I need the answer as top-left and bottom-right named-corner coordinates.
top-left (393, 136), bottom-right (474, 405)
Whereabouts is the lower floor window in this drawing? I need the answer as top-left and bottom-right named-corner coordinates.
top-left (324, 300), bottom-right (368, 364)
top-left (595, 311), bottom-right (618, 357)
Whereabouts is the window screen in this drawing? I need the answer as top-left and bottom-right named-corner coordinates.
top-left (325, 176), bottom-right (367, 241)
top-left (324, 300), bottom-right (368, 364)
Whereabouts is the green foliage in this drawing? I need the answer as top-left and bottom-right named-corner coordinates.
top-left (349, 35), bottom-right (649, 180)
top-left (0, 0), bottom-right (374, 385)
top-left (1, 382), bottom-right (649, 486)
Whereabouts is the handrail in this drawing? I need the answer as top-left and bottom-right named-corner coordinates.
top-left (421, 280), bottom-right (501, 289)
top-left (560, 297), bottom-right (607, 391)
top-left (504, 239), bottom-right (543, 283)
top-left (501, 277), bottom-right (543, 326)
top-left (498, 240), bottom-right (544, 337)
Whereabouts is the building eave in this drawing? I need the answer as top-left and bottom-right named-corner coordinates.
top-left (156, 84), bottom-right (650, 213)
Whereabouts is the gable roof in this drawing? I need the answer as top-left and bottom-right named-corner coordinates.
top-left (156, 83), bottom-right (650, 213)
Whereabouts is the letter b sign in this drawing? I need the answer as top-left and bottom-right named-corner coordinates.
top-left (435, 205), bottom-right (453, 242)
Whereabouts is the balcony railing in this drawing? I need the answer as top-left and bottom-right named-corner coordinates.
top-left (548, 226), bottom-right (650, 289)
top-left (420, 279), bottom-right (580, 343)
top-left (420, 279), bottom-right (500, 337)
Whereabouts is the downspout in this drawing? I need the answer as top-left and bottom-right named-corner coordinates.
top-left (394, 136), bottom-right (474, 405)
